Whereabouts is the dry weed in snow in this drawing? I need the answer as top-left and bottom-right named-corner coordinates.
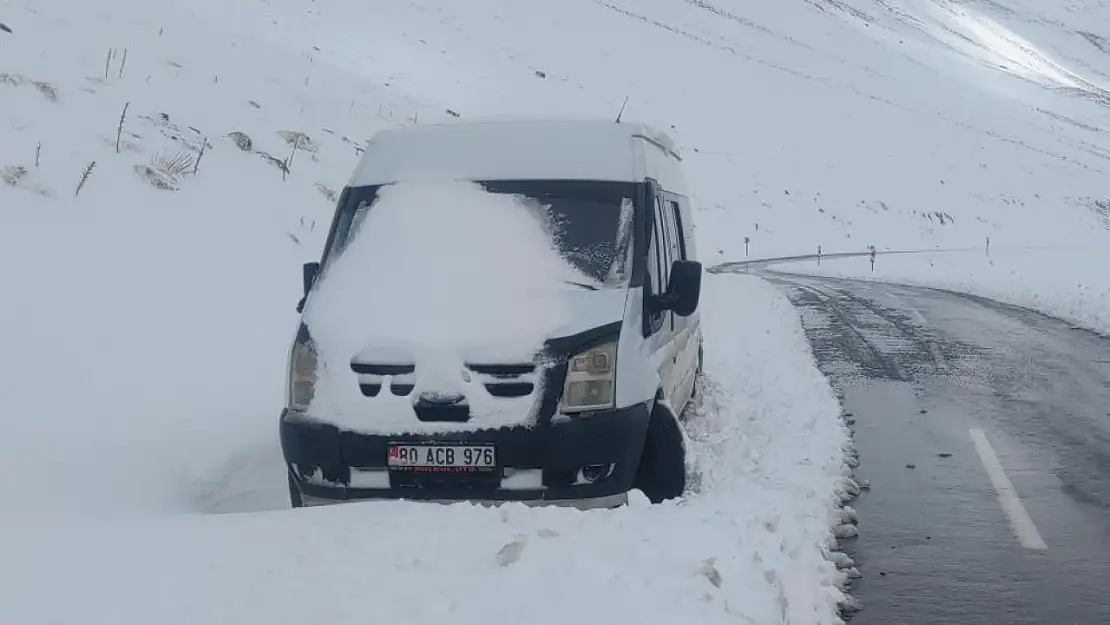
top-left (151, 150), bottom-right (196, 180)
top-left (0, 73), bottom-right (58, 101)
top-left (277, 130), bottom-right (317, 152)
top-left (227, 131), bottom-right (253, 151)
top-left (1, 165), bottom-right (28, 186)
top-left (33, 81), bottom-right (58, 101)
top-left (314, 182), bottom-right (338, 202)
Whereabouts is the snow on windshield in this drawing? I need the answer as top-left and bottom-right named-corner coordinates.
top-left (302, 176), bottom-right (595, 434)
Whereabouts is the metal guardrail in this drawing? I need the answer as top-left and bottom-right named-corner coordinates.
top-left (707, 247), bottom-right (979, 274)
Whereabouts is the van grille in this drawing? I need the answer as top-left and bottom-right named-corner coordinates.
top-left (349, 361), bottom-right (539, 399)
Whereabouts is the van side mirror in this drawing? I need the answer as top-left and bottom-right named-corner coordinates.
top-left (296, 262), bottom-right (320, 313)
top-left (658, 260), bottom-right (702, 317)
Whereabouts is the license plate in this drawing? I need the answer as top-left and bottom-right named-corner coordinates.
top-left (386, 444), bottom-right (496, 474)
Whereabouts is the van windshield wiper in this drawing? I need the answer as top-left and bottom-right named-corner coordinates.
top-left (564, 280), bottom-right (600, 291)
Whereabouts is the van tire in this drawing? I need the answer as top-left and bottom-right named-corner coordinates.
top-left (288, 471), bottom-right (304, 508)
top-left (634, 400), bottom-right (686, 503)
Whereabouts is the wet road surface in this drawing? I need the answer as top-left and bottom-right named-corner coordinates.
top-left (764, 271), bottom-right (1110, 625)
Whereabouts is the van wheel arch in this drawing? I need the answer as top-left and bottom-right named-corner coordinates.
top-left (633, 396), bottom-right (687, 503)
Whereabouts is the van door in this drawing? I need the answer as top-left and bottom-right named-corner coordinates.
top-left (643, 185), bottom-right (678, 404)
top-left (661, 192), bottom-right (697, 414)
top-left (657, 193), bottom-right (692, 412)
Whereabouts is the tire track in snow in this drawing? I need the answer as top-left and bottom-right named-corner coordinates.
top-left (771, 275), bottom-right (982, 384)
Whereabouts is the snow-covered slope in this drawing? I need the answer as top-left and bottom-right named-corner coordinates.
top-left (3, 0), bottom-right (1106, 621)
top-left (174, 0), bottom-right (1110, 257)
top-left (153, 0), bottom-right (1110, 331)
top-left (1, 1), bottom-right (855, 624)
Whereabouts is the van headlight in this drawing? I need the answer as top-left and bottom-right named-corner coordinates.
top-left (287, 338), bottom-right (317, 411)
top-left (561, 341), bottom-right (617, 413)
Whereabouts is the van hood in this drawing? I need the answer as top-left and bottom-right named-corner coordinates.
top-left (348, 286), bottom-right (628, 365)
top-left (545, 286), bottom-right (628, 340)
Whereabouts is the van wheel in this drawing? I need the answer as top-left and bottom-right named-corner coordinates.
top-left (634, 401), bottom-right (686, 503)
top-left (288, 471), bottom-right (304, 508)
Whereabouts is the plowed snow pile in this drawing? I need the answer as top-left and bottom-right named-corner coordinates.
top-left (0, 269), bottom-right (851, 625)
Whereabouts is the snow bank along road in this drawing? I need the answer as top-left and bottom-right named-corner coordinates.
top-left (756, 270), bottom-right (1110, 624)
top-left (0, 273), bottom-right (853, 625)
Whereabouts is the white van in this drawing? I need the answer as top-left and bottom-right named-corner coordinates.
top-left (281, 119), bottom-right (704, 509)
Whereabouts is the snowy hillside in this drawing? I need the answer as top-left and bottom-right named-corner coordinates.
top-left (1, 1), bottom-right (856, 624)
top-left (2, 0), bottom-right (1107, 622)
top-left (152, 0), bottom-right (1110, 331)
top-left (170, 0), bottom-right (1110, 257)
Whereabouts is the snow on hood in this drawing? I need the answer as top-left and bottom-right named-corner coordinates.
top-left (553, 287), bottom-right (627, 336)
top-left (302, 176), bottom-right (623, 433)
top-left (349, 286), bottom-right (627, 364)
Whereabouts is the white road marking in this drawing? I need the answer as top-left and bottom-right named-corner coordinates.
top-left (969, 428), bottom-right (1048, 550)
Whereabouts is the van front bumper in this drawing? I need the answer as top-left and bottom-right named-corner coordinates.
top-left (280, 402), bottom-right (651, 507)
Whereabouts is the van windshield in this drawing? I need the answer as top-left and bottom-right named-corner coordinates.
top-left (327, 180), bottom-right (637, 287)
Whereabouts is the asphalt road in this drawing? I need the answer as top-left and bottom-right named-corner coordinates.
top-left (763, 270), bottom-right (1110, 625)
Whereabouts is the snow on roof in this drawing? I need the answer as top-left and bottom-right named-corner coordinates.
top-left (347, 119), bottom-right (680, 187)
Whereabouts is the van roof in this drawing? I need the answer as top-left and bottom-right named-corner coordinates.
top-left (347, 119), bottom-right (682, 188)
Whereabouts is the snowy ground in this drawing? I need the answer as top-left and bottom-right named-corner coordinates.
top-left (3, 0), bottom-right (1106, 620)
top-left (0, 1), bottom-right (855, 623)
top-left (0, 268), bottom-right (851, 625)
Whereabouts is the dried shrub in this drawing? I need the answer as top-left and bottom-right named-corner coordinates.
top-left (32, 81), bottom-right (57, 101)
top-left (134, 164), bottom-right (178, 191)
top-left (277, 130), bottom-right (317, 152)
top-left (75, 161), bottom-right (96, 196)
top-left (1, 165), bottom-right (28, 186)
top-left (227, 131), bottom-right (253, 152)
top-left (257, 151), bottom-right (289, 174)
top-left (138, 113), bottom-right (206, 153)
top-left (151, 150), bottom-right (195, 180)
top-left (314, 182), bottom-right (338, 203)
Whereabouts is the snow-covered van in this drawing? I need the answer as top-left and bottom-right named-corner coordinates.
top-left (281, 119), bottom-right (703, 509)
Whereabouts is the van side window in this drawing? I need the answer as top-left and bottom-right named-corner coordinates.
top-left (659, 195), bottom-right (681, 271)
top-left (648, 205), bottom-right (664, 296)
top-left (669, 200), bottom-right (687, 260)
top-left (655, 195), bottom-right (672, 290)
